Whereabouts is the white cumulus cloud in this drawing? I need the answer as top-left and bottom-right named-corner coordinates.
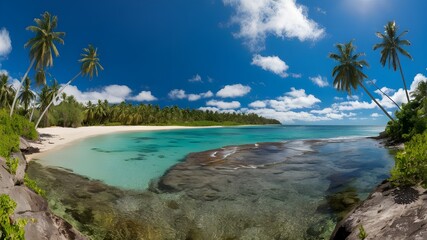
top-left (374, 87), bottom-right (396, 96)
top-left (309, 75), bottom-right (329, 87)
top-left (0, 28), bottom-right (12, 57)
top-left (188, 91), bottom-right (213, 101)
top-left (249, 100), bottom-right (267, 108)
top-left (251, 54), bottom-right (289, 77)
top-left (224, 0), bottom-right (325, 51)
top-left (216, 84), bottom-right (251, 98)
top-left (61, 84), bottom-right (157, 104)
top-left (207, 100), bottom-right (241, 109)
top-left (63, 84), bottom-right (132, 104)
top-left (268, 87), bottom-right (321, 111)
top-left (130, 91), bottom-right (157, 102)
top-left (168, 89), bottom-right (187, 100)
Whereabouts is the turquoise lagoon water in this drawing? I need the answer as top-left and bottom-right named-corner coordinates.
top-left (36, 125), bottom-right (387, 190)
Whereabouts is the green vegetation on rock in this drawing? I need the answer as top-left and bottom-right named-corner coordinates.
top-left (0, 194), bottom-right (27, 240)
top-left (24, 174), bottom-right (46, 197)
top-left (5, 158), bottom-right (19, 175)
top-left (358, 225), bottom-right (368, 240)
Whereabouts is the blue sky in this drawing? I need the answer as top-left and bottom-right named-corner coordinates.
top-left (0, 0), bottom-right (426, 124)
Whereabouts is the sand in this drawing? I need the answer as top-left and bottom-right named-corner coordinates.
top-left (26, 126), bottom-right (202, 161)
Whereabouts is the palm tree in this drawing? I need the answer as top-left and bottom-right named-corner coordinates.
top-left (94, 99), bottom-right (109, 124)
top-left (37, 80), bottom-right (60, 127)
top-left (35, 45), bottom-right (103, 128)
top-left (37, 86), bottom-right (51, 127)
top-left (329, 41), bottom-right (394, 121)
top-left (18, 77), bottom-right (36, 114)
top-left (373, 21), bottom-right (412, 103)
top-left (0, 74), bottom-right (9, 108)
top-left (10, 11), bottom-right (65, 116)
top-left (83, 100), bottom-right (96, 125)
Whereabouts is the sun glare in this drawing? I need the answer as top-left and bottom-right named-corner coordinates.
top-left (343, 0), bottom-right (390, 16)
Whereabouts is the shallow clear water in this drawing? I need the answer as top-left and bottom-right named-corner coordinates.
top-left (36, 125), bottom-right (386, 190)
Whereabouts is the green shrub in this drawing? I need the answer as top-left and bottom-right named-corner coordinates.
top-left (390, 131), bottom-right (427, 186)
top-left (0, 109), bottom-right (38, 158)
top-left (0, 125), bottom-right (19, 158)
top-left (5, 157), bottom-right (19, 175)
top-left (11, 114), bottom-right (38, 140)
top-left (0, 194), bottom-right (27, 239)
top-left (386, 83), bottom-right (427, 143)
top-left (24, 174), bottom-right (46, 197)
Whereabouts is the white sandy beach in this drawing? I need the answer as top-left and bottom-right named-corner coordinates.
top-left (26, 126), bottom-right (200, 161)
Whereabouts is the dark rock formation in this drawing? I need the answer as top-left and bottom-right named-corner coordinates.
top-left (330, 181), bottom-right (427, 240)
top-left (0, 153), bottom-right (86, 240)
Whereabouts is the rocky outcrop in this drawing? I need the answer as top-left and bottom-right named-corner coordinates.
top-left (0, 151), bottom-right (86, 240)
top-left (330, 181), bottom-right (427, 240)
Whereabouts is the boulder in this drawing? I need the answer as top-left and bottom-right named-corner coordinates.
top-left (11, 151), bottom-right (26, 184)
top-left (0, 157), bottom-right (15, 191)
top-left (8, 185), bottom-right (48, 213)
top-left (15, 211), bottom-right (87, 240)
top-left (330, 181), bottom-right (427, 240)
top-left (19, 137), bottom-right (31, 151)
top-left (0, 151), bottom-right (87, 239)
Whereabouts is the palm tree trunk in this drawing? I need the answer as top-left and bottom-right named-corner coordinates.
top-left (10, 59), bottom-right (36, 117)
top-left (367, 80), bottom-right (401, 110)
top-left (396, 54), bottom-right (411, 103)
top-left (29, 100), bottom-right (36, 122)
top-left (35, 72), bottom-right (81, 128)
top-left (359, 81), bottom-right (395, 121)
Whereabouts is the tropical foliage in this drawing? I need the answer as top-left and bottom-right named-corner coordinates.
top-left (35, 44), bottom-right (104, 129)
top-left (385, 81), bottom-right (427, 142)
top-left (330, 21), bottom-right (427, 188)
top-left (0, 194), bottom-right (27, 240)
top-left (390, 131), bottom-right (427, 186)
top-left (24, 174), bottom-right (46, 197)
top-left (374, 21), bottom-right (412, 102)
top-left (5, 157), bottom-right (19, 175)
top-left (0, 74), bottom-right (15, 109)
top-left (18, 77), bottom-right (36, 115)
top-left (33, 97), bottom-right (279, 128)
top-left (10, 11), bottom-right (65, 116)
top-left (329, 41), bottom-right (394, 121)
top-left (0, 109), bottom-right (38, 157)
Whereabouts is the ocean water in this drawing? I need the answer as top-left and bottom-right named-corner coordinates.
top-left (36, 125), bottom-right (386, 190)
top-left (30, 125), bottom-right (396, 238)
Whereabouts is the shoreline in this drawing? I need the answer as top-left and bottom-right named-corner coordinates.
top-left (26, 125), bottom-right (210, 161)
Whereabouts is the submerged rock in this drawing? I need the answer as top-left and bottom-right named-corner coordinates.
top-left (330, 181), bottom-right (427, 240)
top-left (27, 138), bottom-right (395, 240)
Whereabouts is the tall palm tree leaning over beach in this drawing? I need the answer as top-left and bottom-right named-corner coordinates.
top-left (329, 41), bottom-right (395, 121)
top-left (35, 44), bottom-right (104, 128)
top-left (373, 21), bottom-right (412, 103)
top-left (10, 11), bottom-right (65, 117)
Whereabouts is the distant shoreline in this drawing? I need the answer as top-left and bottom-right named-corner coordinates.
top-left (26, 125), bottom-right (214, 161)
